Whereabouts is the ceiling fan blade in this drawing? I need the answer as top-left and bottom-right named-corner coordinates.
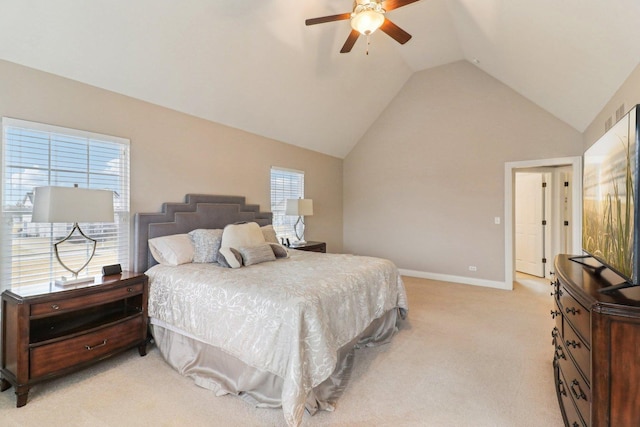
top-left (305, 13), bottom-right (351, 26)
top-left (384, 0), bottom-right (420, 11)
top-left (380, 19), bottom-right (412, 44)
top-left (340, 30), bottom-right (360, 53)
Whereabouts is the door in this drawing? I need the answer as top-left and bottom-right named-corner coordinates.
top-left (515, 173), bottom-right (545, 277)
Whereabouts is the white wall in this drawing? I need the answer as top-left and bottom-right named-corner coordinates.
top-left (583, 63), bottom-right (640, 149)
top-left (343, 60), bottom-right (583, 284)
top-left (0, 59), bottom-right (344, 268)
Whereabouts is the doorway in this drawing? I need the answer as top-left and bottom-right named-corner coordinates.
top-left (504, 157), bottom-right (582, 290)
top-left (514, 167), bottom-right (573, 279)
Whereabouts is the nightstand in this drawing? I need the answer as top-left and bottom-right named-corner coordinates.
top-left (0, 271), bottom-right (149, 407)
top-left (290, 241), bottom-right (326, 253)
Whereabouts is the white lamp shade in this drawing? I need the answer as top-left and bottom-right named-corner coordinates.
top-left (285, 199), bottom-right (313, 216)
top-left (351, 10), bottom-right (385, 35)
top-left (31, 186), bottom-right (115, 223)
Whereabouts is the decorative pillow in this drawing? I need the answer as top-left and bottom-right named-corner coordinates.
top-left (261, 224), bottom-right (279, 244)
top-left (189, 229), bottom-right (223, 263)
top-left (269, 243), bottom-right (289, 259)
top-left (238, 243), bottom-right (277, 266)
top-left (217, 247), bottom-right (243, 268)
top-left (148, 234), bottom-right (194, 266)
top-left (219, 222), bottom-right (266, 268)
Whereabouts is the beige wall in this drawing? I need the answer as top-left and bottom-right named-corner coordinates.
top-left (583, 63), bottom-right (640, 149)
top-left (343, 60), bottom-right (583, 283)
top-left (0, 59), bottom-right (344, 268)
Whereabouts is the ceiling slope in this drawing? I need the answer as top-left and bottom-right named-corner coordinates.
top-left (0, 1), bottom-right (639, 157)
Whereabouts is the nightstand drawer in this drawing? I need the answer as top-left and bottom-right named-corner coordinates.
top-left (30, 316), bottom-right (143, 378)
top-left (31, 283), bottom-right (143, 317)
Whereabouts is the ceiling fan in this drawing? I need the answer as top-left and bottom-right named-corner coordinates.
top-left (305, 0), bottom-right (420, 54)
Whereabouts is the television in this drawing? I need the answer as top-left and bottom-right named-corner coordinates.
top-left (580, 104), bottom-right (640, 292)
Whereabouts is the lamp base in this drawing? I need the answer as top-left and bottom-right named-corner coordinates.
top-left (289, 240), bottom-right (308, 247)
top-left (55, 275), bottom-right (95, 287)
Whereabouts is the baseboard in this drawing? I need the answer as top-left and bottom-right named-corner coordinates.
top-left (398, 268), bottom-right (511, 290)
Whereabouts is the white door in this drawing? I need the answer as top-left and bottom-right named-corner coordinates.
top-left (515, 173), bottom-right (545, 277)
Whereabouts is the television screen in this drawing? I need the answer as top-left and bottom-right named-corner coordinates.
top-left (582, 105), bottom-right (639, 285)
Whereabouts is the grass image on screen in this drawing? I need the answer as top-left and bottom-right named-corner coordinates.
top-left (583, 106), bottom-right (637, 283)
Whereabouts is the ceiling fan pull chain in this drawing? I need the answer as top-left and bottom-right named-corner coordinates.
top-left (366, 34), bottom-right (370, 55)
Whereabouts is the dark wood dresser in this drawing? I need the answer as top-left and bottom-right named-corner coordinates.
top-left (1, 272), bottom-right (148, 407)
top-left (553, 255), bottom-right (640, 426)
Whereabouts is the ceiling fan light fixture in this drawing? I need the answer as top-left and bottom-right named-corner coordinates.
top-left (351, 2), bottom-right (385, 35)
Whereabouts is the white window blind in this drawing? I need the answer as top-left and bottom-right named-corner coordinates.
top-left (270, 167), bottom-right (304, 241)
top-left (1, 118), bottom-right (130, 289)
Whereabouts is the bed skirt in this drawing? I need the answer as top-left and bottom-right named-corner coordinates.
top-left (150, 308), bottom-right (400, 417)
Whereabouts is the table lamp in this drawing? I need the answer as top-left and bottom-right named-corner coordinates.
top-left (31, 185), bottom-right (115, 286)
top-left (285, 198), bottom-right (313, 245)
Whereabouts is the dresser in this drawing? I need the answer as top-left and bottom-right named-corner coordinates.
top-left (553, 255), bottom-right (640, 426)
top-left (1, 272), bottom-right (149, 407)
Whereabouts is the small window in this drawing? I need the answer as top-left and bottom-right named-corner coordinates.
top-left (1, 118), bottom-right (130, 289)
top-left (270, 167), bottom-right (304, 241)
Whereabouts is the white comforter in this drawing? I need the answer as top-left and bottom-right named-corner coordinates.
top-left (146, 250), bottom-right (408, 426)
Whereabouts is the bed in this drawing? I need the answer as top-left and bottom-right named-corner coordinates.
top-left (134, 194), bottom-right (408, 426)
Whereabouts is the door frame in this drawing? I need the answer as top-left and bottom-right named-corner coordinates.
top-left (504, 156), bottom-right (582, 290)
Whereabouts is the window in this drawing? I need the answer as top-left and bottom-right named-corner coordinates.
top-left (270, 167), bottom-right (304, 241)
top-left (1, 118), bottom-right (130, 289)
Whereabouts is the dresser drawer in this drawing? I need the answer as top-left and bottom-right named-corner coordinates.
top-left (557, 366), bottom-right (587, 427)
top-left (559, 347), bottom-right (591, 425)
top-left (558, 286), bottom-right (590, 345)
top-left (31, 283), bottom-right (143, 317)
top-left (30, 316), bottom-right (143, 379)
top-left (563, 318), bottom-right (590, 383)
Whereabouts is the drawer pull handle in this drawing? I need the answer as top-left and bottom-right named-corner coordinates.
top-left (570, 379), bottom-right (586, 400)
top-left (565, 307), bottom-right (579, 315)
top-left (572, 423), bottom-right (580, 427)
top-left (558, 378), bottom-right (567, 396)
top-left (550, 310), bottom-right (561, 319)
top-left (127, 287), bottom-right (134, 293)
top-left (51, 304), bottom-right (60, 310)
top-left (85, 339), bottom-right (108, 351)
top-left (566, 340), bottom-right (580, 349)
top-left (555, 345), bottom-right (566, 360)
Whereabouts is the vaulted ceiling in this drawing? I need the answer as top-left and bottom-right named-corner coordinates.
top-left (1, 0), bottom-right (639, 158)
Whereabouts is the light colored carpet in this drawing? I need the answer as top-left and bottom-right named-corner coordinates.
top-left (0, 276), bottom-right (564, 426)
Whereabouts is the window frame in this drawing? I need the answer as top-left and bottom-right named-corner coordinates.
top-left (270, 166), bottom-right (305, 242)
top-left (1, 117), bottom-right (131, 289)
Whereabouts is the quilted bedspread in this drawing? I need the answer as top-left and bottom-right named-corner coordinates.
top-left (146, 249), bottom-right (408, 426)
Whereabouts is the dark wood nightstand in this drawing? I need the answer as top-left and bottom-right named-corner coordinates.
top-left (289, 241), bottom-right (326, 253)
top-left (0, 271), bottom-right (149, 407)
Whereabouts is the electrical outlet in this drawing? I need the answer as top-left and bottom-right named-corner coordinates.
top-left (468, 266), bottom-right (477, 272)
top-left (494, 217), bottom-right (501, 225)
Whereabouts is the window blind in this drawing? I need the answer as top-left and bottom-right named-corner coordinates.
top-left (270, 167), bottom-right (304, 241)
top-left (1, 118), bottom-right (130, 288)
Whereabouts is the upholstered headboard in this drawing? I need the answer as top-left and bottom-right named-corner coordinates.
top-left (133, 194), bottom-right (272, 272)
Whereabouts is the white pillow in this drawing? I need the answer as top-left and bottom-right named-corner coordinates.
top-left (261, 224), bottom-right (279, 244)
top-left (148, 234), bottom-right (194, 266)
top-left (220, 222), bottom-right (266, 268)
